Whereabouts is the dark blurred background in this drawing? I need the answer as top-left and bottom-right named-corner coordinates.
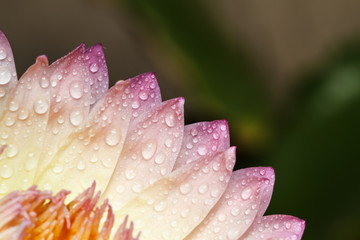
top-left (1, 0), bottom-right (360, 239)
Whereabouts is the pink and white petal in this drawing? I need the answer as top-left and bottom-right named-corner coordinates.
top-left (185, 167), bottom-right (275, 240)
top-left (84, 44), bottom-right (109, 107)
top-left (0, 56), bottom-right (50, 195)
top-left (35, 74), bottom-right (162, 199)
top-left (34, 45), bottom-right (92, 178)
top-left (240, 215), bottom-right (305, 240)
top-left (103, 97), bottom-right (184, 210)
top-left (115, 147), bottom-right (236, 240)
top-left (0, 30), bottom-right (17, 115)
top-left (173, 120), bottom-right (230, 170)
top-left (126, 72), bottom-right (162, 129)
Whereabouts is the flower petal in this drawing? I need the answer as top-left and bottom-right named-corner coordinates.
top-left (0, 56), bottom-right (50, 195)
top-left (103, 97), bottom-right (184, 211)
top-left (115, 147), bottom-right (236, 240)
top-left (84, 44), bottom-right (109, 107)
top-left (185, 167), bottom-right (275, 240)
top-left (173, 120), bottom-right (230, 170)
top-left (239, 215), bottom-right (305, 240)
top-left (0, 30), bottom-right (17, 115)
top-left (35, 73), bottom-right (162, 199)
top-left (34, 44), bottom-right (92, 178)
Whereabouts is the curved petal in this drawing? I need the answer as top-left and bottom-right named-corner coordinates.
top-left (103, 97), bottom-right (184, 210)
top-left (0, 56), bottom-right (50, 195)
top-left (185, 167), bottom-right (275, 240)
top-left (34, 44), bottom-right (92, 178)
top-left (84, 44), bottom-right (109, 107)
top-left (239, 215), bottom-right (305, 240)
top-left (0, 30), bottom-right (17, 116)
top-left (173, 120), bottom-right (230, 170)
top-left (114, 147), bottom-right (236, 240)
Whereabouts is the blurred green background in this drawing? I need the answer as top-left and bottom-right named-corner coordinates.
top-left (1, 0), bottom-right (360, 239)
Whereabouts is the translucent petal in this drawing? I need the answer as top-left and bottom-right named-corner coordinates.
top-left (185, 167), bottom-right (275, 240)
top-left (0, 56), bottom-right (50, 195)
top-left (173, 120), bottom-right (230, 170)
top-left (0, 30), bottom-right (17, 115)
top-left (240, 215), bottom-right (305, 240)
top-left (103, 98), bottom-right (184, 211)
top-left (114, 147), bottom-right (235, 240)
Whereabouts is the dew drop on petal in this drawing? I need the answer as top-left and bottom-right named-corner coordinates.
top-left (0, 164), bottom-right (13, 179)
top-left (227, 228), bottom-right (240, 240)
top-left (77, 160), bottom-right (86, 170)
top-left (197, 145), bottom-right (208, 156)
top-left (69, 109), bottom-right (84, 126)
top-left (165, 112), bottom-right (175, 127)
top-left (8, 100), bottom-right (19, 112)
top-left (198, 184), bottom-right (208, 194)
top-left (40, 76), bottom-right (49, 89)
top-left (131, 100), bottom-right (140, 109)
top-left (52, 163), bottom-right (64, 174)
top-left (141, 140), bottom-right (157, 160)
top-left (0, 48), bottom-right (7, 60)
top-left (105, 128), bottom-right (121, 146)
top-left (0, 68), bottom-right (12, 85)
top-left (18, 109), bottom-right (29, 120)
top-left (33, 97), bottom-right (49, 115)
top-left (69, 81), bottom-right (83, 99)
top-left (125, 169), bottom-right (136, 180)
top-left (6, 144), bottom-right (18, 158)
top-left (139, 91), bottom-right (148, 101)
top-left (179, 183), bottom-right (192, 195)
top-left (89, 62), bottom-right (99, 73)
top-left (241, 186), bottom-right (253, 200)
top-left (0, 87), bottom-right (5, 98)
top-left (154, 153), bottom-right (165, 164)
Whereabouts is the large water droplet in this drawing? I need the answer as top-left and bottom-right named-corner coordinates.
top-left (0, 68), bottom-right (11, 85)
top-left (227, 228), bottom-right (240, 240)
top-left (52, 163), bottom-right (64, 174)
top-left (0, 48), bottom-right (7, 60)
top-left (197, 145), bottom-right (208, 156)
top-left (69, 81), bottom-right (83, 99)
top-left (33, 97), bottom-right (49, 115)
top-left (141, 140), bottom-right (157, 160)
top-left (25, 154), bottom-right (36, 171)
top-left (198, 184), bottom-right (208, 194)
top-left (77, 160), bottom-right (86, 170)
top-left (89, 63), bottom-right (99, 73)
top-left (154, 201), bottom-right (166, 212)
top-left (165, 112), bottom-right (175, 127)
top-left (139, 91), bottom-right (148, 101)
top-left (105, 128), bottom-right (121, 146)
top-left (241, 187), bottom-right (252, 200)
top-left (1, 164), bottom-right (13, 179)
top-left (70, 109), bottom-right (84, 126)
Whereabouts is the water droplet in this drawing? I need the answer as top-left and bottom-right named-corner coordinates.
top-left (33, 97), bottom-right (49, 115)
top-left (8, 100), bottom-right (19, 112)
top-left (52, 163), bottom-right (64, 174)
top-left (198, 184), bottom-right (208, 194)
top-left (0, 68), bottom-right (12, 85)
top-left (0, 87), bottom-right (6, 98)
top-left (6, 144), bottom-right (18, 158)
top-left (69, 81), bottom-right (83, 99)
top-left (18, 109), bottom-right (29, 120)
top-left (40, 76), bottom-right (49, 88)
top-left (89, 63), bottom-right (99, 73)
top-left (0, 48), bottom-right (7, 60)
top-left (132, 182), bottom-right (142, 193)
top-left (70, 109), bottom-right (84, 126)
top-left (25, 155), bottom-right (36, 171)
top-left (5, 116), bottom-right (14, 127)
top-left (101, 157), bottom-right (113, 168)
top-left (241, 187), bottom-right (252, 200)
top-left (1, 164), bottom-right (13, 179)
top-left (165, 112), bottom-right (175, 127)
top-left (154, 153), bottom-right (165, 164)
top-left (231, 207), bottom-right (240, 216)
top-left (77, 160), bottom-right (86, 170)
top-left (125, 169), bottom-right (136, 180)
top-left (197, 145), bottom-right (208, 156)
top-left (141, 140), bottom-right (157, 160)
top-left (131, 101), bottom-right (140, 109)
top-left (227, 228), bottom-right (240, 240)
top-left (105, 128), bottom-right (121, 146)
top-left (154, 201), bottom-right (166, 212)
top-left (179, 183), bottom-right (192, 195)
top-left (57, 115), bottom-right (65, 124)
top-left (139, 91), bottom-right (148, 100)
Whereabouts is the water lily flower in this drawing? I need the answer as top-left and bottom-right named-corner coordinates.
top-left (0, 30), bottom-right (305, 240)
